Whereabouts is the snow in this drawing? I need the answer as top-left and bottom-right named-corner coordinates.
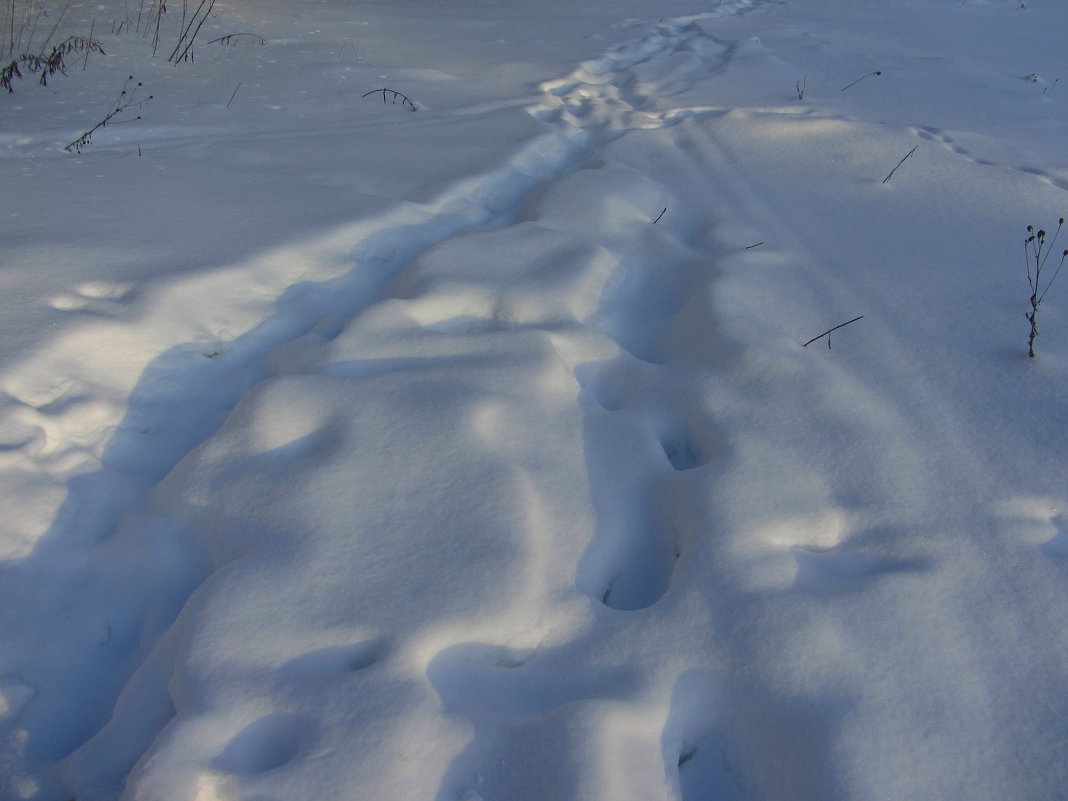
top-left (2, 0), bottom-right (1068, 799)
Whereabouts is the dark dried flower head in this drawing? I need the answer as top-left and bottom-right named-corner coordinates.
top-left (1027, 225), bottom-right (1034, 232)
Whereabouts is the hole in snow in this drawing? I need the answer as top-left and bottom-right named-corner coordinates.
top-left (282, 639), bottom-right (385, 674)
top-left (661, 434), bottom-right (701, 471)
top-left (212, 714), bottom-right (303, 775)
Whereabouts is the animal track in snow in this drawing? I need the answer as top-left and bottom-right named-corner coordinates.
top-left (282, 638), bottom-right (385, 674)
top-left (211, 714), bottom-right (304, 775)
top-left (529, 5), bottom-right (770, 142)
top-left (49, 281), bottom-right (136, 313)
top-left (659, 418), bottom-right (716, 472)
top-left (392, 222), bottom-right (617, 333)
top-left (76, 281), bottom-right (136, 301)
top-left (427, 642), bottom-right (638, 721)
top-left (757, 513), bottom-right (930, 590)
top-left (514, 123), bottom-right (727, 612)
top-left (0, 678), bottom-right (35, 720)
top-left (912, 125), bottom-right (1068, 192)
top-left (996, 497), bottom-right (1068, 557)
top-left (677, 731), bottom-right (746, 801)
top-left (577, 411), bottom-right (682, 610)
top-left (13, 5), bottom-right (766, 795)
top-left (790, 546), bottom-right (928, 589)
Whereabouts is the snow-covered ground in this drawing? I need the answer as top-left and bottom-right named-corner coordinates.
top-left (2, 0), bottom-right (1067, 798)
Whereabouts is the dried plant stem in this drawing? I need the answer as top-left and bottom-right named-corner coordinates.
top-left (5, 0), bottom-right (13, 59)
top-left (82, 17), bottom-right (94, 69)
top-left (841, 70), bottom-right (881, 92)
top-left (168, 0), bottom-right (214, 63)
top-left (149, 0), bottom-right (167, 57)
top-left (1024, 219), bottom-right (1067, 358)
top-left (208, 33), bottom-right (265, 46)
top-left (882, 146), bottom-right (917, 184)
top-left (64, 75), bottom-right (152, 153)
top-left (39, 0), bottom-right (73, 54)
top-left (802, 316), bottom-right (864, 348)
top-left (362, 88), bottom-right (417, 111)
top-left (2, 34), bottom-right (105, 93)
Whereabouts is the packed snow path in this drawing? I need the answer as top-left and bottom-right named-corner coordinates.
top-left (2, 1), bottom-right (1068, 800)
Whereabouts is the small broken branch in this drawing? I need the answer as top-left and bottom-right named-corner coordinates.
top-left (652, 207), bottom-right (667, 224)
top-left (362, 88), bottom-right (417, 111)
top-left (841, 70), bottom-right (881, 92)
top-left (336, 42), bottom-right (359, 61)
top-left (208, 33), bottom-right (265, 46)
top-left (802, 315), bottom-right (864, 348)
top-left (882, 146), bottom-right (917, 184)
top-left (64, 75), bottom-right (152, 153)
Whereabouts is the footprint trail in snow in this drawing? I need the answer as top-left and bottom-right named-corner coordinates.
top-left (2, 7), bottom-right (771, 799)
top-left (4, 1), bottom-right (1068, 800)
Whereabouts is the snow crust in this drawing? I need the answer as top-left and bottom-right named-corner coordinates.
top-left (2, 0), bottom-right (1068, 799)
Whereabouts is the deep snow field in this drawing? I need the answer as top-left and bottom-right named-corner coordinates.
top-left (2, 0), bottom-right (1068, 799)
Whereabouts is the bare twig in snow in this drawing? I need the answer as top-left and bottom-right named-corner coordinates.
top-left (802, 315), bottom-right (864, 348)
top-left (1024, 219), bottom-right (1067, 358)
top-left (882, 146), bottom-right (917, 184)
top-left (64, 75), bottom-right (152, 153)
top-left (362, 88), bottom-right (417, 111)
top-left (208, 33), bottom-right (265, 46)
top-left (168, 0), bottom-right (214, 64)
top-left (841, 70), bottom-right (881, 92)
